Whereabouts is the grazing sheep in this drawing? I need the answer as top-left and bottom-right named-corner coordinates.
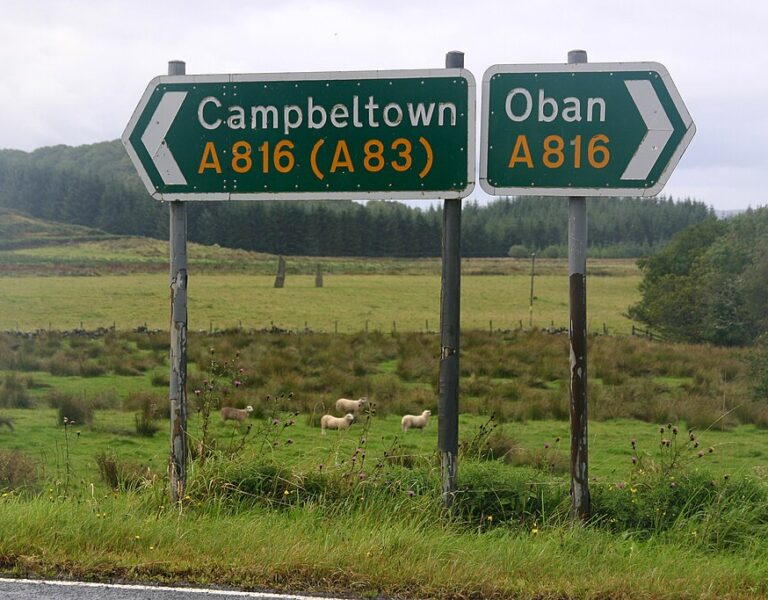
top-left (0, 416), bottom-right (13, 431)
top-left (335, 397), bottom-right (368, 415)
top-left (401, 410), bottom-right (431, 432)
top-left (321, 413), bottom-right (355, 434)
top-left (220, 406), bottom-right (253, 423)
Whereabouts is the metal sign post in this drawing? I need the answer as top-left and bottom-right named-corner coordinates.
top-left (438, 51), bottom-right (464, 509)
top-left (167, 60), bottom-right (188, 503)
top-left (567, 46), bottom-right (590, 522)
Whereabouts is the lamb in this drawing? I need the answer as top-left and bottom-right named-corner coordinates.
top-left (321, 413), bottom-right (355, 434)
top-left (220, 405), bottom-right (253, 422)
top-left (401, 410), bottom-right (431, 432)
top-left (335, 397), bottom-right (368, 414)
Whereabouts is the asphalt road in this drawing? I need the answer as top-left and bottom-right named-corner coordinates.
top-left (0, 579), bottom-right (340, 600)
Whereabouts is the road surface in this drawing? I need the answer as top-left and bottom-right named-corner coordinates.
top-left (0, 578), bottom-right (344, 600)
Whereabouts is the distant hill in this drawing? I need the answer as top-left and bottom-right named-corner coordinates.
top-left (0, 207), bottom-right (116, 250)
top-left (0, 140), bottom-right (714, 258)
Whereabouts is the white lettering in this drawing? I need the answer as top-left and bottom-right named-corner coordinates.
top-left (198, 96), bottom-right (222, 130)
top-left (352, 96), bottom-right (362, 127)
top-left (251, 105), bottom-right (278, 130)
top-left (365, 96), bottom-right (380, 127)
top-left (587, 97), bottom-right (606, 122)
top-left (538, 90), bottom-right (558, 122)
top-left (407, 102), bottom-right (435, 126)
top-left (283, 105), bottom-right (303, 135)
top-left (438, 102), bottom-right (456, 126)
top-left (383, 102), bottom-right (403, 127)
top-left (198, 94), bottom-right (463, 133)
top-left (308, 97), bottom-right (327, 129)
top-left (330, 104), bottom-right (349, 128)
top-left (227, 105), bottom-right (246, 129)
top-left (562, 97), bottom-right (582, 122)
top-left (505, 88), bottom-right (532, 122)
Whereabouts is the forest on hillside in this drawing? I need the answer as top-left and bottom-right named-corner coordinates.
top-left (0, 140), bottom-right (712, 257)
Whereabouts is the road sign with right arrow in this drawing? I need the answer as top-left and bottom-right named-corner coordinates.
top-left (479, 62), bottom-right (695, 197)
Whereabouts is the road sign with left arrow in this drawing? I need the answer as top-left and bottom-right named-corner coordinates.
top-left (479, 62), bottom-right (695, 197)
top-left (122, 69), bottom-right (475, 201)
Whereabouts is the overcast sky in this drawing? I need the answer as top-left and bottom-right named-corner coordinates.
top-left (1, 0), bottom-right (765, 211)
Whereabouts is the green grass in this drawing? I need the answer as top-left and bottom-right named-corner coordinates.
top-left (0, 323), bottom-right (765, 597)
top-left (0, 271), bottom-right (642, 333)
top-left (1, 492), bottom-right (767, 599)
top-left (0, 407), bottom-right (762, 493)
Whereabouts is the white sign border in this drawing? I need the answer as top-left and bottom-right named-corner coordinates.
top-left (479, 61), bottom-right (695, 198)
top-left (123, 69), bottom-right (476, 202)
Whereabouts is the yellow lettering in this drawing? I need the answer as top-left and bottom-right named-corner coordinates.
top-left (508, 135), bottom-right (533, 168)
top-left (330, 140), bottom-right (355, 173)
top-left (198, 142), bottom-right (222, 174)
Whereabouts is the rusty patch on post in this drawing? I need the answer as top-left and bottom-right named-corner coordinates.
top-left (569, 272), bottom-right (590, 520)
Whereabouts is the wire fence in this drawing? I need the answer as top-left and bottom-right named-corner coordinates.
top-left (2, 319), bottom-right (664, 341)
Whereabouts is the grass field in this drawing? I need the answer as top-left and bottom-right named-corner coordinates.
top-left (0, 270), bottom-right (642, 333)
top-left (0, 216), bottom-right (643, 333)
top-left (4, 219), bottom-right (768, 598)
top-left (0, 408), bottom-right (764, 490)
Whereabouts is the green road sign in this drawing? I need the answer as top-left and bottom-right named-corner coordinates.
top-left (122, 69), bottom-right (475, 201)
top-left (480, 62), bottom-right (695, 197)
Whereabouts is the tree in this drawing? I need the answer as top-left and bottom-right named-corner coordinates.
top-left (629, 209), bottom-right (768, 346)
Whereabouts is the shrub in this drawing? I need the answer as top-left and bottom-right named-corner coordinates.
top-left (507, 244), bottom-right (532, 258)
top-left (453, 461), bottom-right (568, 526)
top-left (538, 245), bottom-right (566, 259)
top-left (150, 372), bottom-right (169, 387)
top-left (591, 470), bottom-right (768, 548)
top-left (47, 391), bottom-right (93, 426)
top-left (124, 391), bottom-right (169, 419)
top-left (0, 449), bottom-right (37, 490)
top-left (95, 451), bottom-right (156, 491)
top-left (134, 411), bottom-right (161, 437)
top-left (0, 373), bottom-right (33, 408)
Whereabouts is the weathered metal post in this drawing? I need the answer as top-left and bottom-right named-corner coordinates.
top-left (568, 49), bottom-right (591, 521)
top-left (168, 59), bottom-right (188, 503)
top-left (438, 50), bottom-right (463, 509)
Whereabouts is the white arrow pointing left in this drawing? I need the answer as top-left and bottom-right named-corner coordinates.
top-left (141, 91), bottom-right (188, 185)
top-left (621, 80), bottom-right (673, 181)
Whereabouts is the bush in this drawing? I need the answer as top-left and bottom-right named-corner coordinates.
top-left (95, 451), bottom-right (156, 491)
top-left (0, 373), bottom-right (33, 408)
top-left (592, 469), bottom-right (768, 548)
top-left (124, 391), bottom-right (169, 419)
top-left (47, 391), bottom-right (93, 426)
top-left (453, 461), bottom-right (568, 526)
top-left (0, 449), bottom-right (37, 490)
top-left (507, 244), bottom-right (532, 258)
top-left (538, 245), bottom-right (566, 258)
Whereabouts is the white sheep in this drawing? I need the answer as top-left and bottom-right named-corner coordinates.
top-left (321, 413), bottom-right (355, 434)
top-left (335, 397), bottom-right (368, 415)
top-left (401, 410), bottom-right (431, 432)
top-left (220, 405), bottom-right (253, 422)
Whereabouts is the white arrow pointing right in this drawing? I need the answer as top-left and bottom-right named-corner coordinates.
top-left (141, 91), bottom-right (188, 186)
top-left (621, 80), bottom-right (673, 181)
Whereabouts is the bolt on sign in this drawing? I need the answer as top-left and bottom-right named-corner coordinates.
top-left (123, 69), bottom-right (475, 201)
top-left (479, 62), bottom-right (695, 197)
